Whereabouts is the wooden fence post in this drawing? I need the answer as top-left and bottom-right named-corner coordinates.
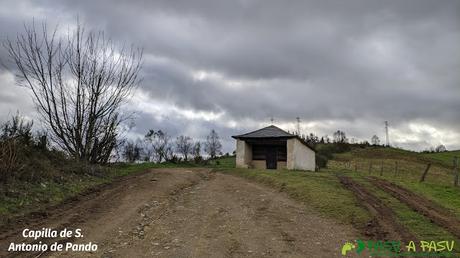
top-left (380, 160), bottom-right (384, 176)
top-left (454, 157), bottom-right (459, 187)
top-left (420, 163), bottom-right (431, 182)
top-left (355, 162), bottom-right (358, 172)
top-left (368, 161), bottom-right (372, 174)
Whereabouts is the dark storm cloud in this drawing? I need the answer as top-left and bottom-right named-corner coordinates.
top-left (0, 0), bottom-right (459, 151)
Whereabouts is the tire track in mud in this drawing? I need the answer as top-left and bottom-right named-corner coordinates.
top-left (337, 175), bottom-right (417, 243)
top-left (368, 177), bottom-right (460, 239)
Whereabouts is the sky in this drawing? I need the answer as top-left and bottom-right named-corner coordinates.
top-left (0, 0), bottom-right (459, 153)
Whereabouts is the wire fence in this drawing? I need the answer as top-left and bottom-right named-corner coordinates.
top-left (329, 156), bottom-right (459, 186)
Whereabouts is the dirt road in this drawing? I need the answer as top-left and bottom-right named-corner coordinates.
top-left (1, 168), bottom-right (358, 257)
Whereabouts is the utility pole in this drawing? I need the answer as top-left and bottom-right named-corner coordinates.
top-left (296, 117), bottom-right (301, 136)
top-left (384, 121), bottom-right (390, 146)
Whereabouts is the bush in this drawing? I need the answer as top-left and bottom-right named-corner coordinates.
top-left (314, 143), bottom-right (353, 170)
top-left (0, 139), bottom-right (19, 193)
top-left (194, 155), bottom-right (203, 164)
top-left (0, 114), bottom-right (111, 195)
top-left (315, 154), bottom-right (328, 170)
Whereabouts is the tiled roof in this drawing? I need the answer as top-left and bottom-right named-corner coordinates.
top-left (232, 125), bottom-right (316, 152)
top-left (232, 125), bottom-right (295, 139)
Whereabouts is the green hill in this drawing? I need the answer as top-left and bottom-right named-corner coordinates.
top-left (330, 146), bottom-right (460, 216)
top-left (421, 150), bottom-right (460, 167)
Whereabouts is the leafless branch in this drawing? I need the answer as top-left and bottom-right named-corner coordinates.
top-left (3, 21), bottom-right (143, 164)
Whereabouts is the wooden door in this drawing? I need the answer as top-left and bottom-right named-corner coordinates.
top-left (266, 147), bottom-right (277, 169)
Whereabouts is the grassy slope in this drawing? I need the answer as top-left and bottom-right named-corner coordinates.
top-left (421, 150), bottom-right (460, 167)
top-left (331, 147), bottom-right (460, 217)
top-left (0, 162), bottom-right (195, 224)
top-left (344, 172), bottom-right (460, 254)
top-left (330, 147), bottom-right (460, 255)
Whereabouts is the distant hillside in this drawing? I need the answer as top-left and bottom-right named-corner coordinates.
top-left (421, 150), bottom-right (460, 168)
top-left (328, 146), bottom-right (459, 188)
top-left (334, 146), bottom-right (458, 169)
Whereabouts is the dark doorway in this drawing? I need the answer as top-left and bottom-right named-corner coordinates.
top-left (266, 146), bottom-right (277, 169)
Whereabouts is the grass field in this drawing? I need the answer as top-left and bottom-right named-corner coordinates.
top-left (338, 171), bottom-right (460, 255)
top-left (421, 150), bottom-right (460, 167)
top-left (327, 148), bottom-right (460, 255)
top-left (330, 148), bottom-right (460, 216)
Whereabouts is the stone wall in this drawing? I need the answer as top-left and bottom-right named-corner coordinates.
top-left (235, 139), bottom-right (252, 168)
top-left (287, 138), bottom-right (315, 171)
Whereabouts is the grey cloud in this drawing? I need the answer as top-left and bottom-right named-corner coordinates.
top-left (0, 0), bottom-right (459, 151)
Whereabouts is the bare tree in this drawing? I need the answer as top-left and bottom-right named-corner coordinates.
top-left (175, 135), bottom-right (192, 161)
top-left (1, 113), bottom-right (33, 144)
top-left (145, 130), bottom-right (172, 163)
top-left (122, 140), bottom-right (142, 163)
top-left (192, 141), bottom-right (202, 163)
top-left (371, 135), bottom-right (380, 146)
top-left (3, 21), bottom-right (142, 164)
top-left (333, 130), bottom-right (347, 143)
top-left (140, 139), bottom-right (153, 162)
top-left (204, 129), bottom-right (222, 159)
top-left (435, 144), bottom-right (447, 152)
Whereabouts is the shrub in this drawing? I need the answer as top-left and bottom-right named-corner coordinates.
top-left (315, 143), bottom-right (353, 170)
top-left (315, 154), bottom-right (328, 170)
top-left (0, 114), bottom-right (113, 196)
top-left (0, 138), bottom-right (19, 193)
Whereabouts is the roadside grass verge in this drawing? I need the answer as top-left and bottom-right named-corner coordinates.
top-left (343, 172), bottom-right (460, 254)
top-left (207, 156), bottom-right (236, 168)
top-left (217, 168), bottom-right (371, 230)
top-left (0, 162), bottom-right (170, 226)
top-left (0, 156), bottom-right (236, 224)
